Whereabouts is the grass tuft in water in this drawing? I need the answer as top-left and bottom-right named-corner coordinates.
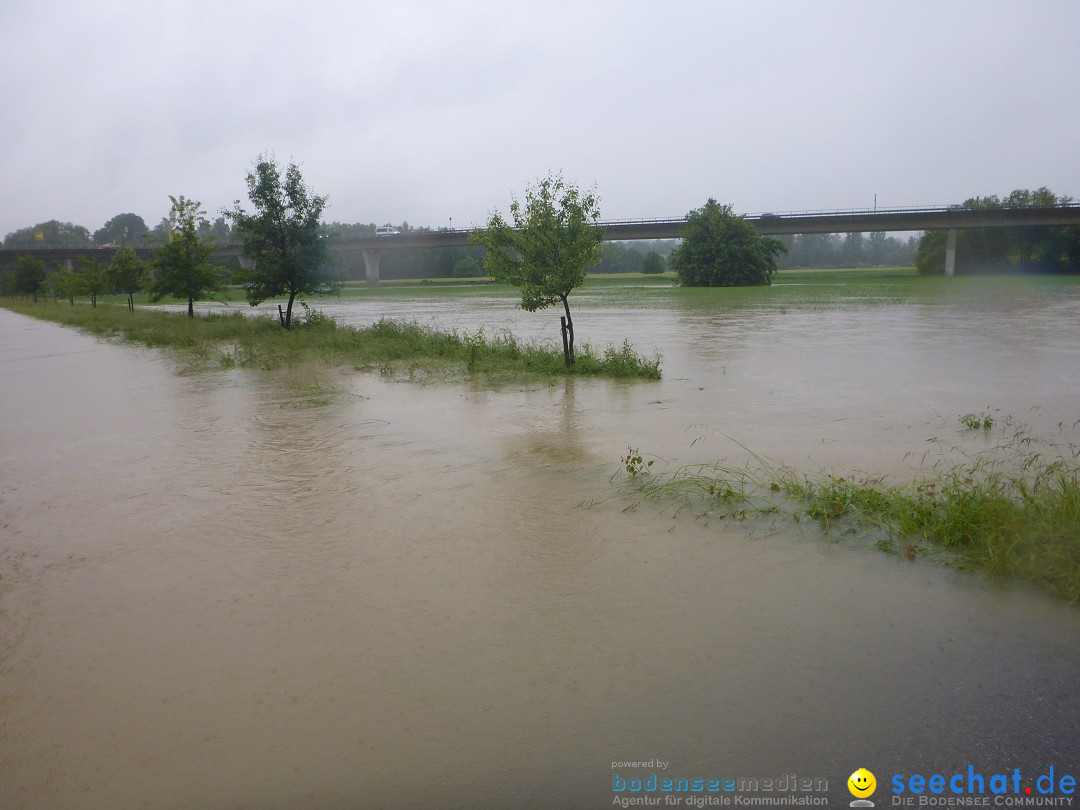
top-left (960, 411), bottom-right (995, 431)
top-left (617, 424), bottom-right (1080, 603)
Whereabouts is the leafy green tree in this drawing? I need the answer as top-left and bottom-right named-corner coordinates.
top-left (841, 232), bottom-right (866, 266)
top-left (791, 233), bottom-right (841, 268)
top-left (149, 196), bottom-right (225, 317)
top-left (14, 255), bottom-right (47, 301)
top-left (452, 255), bottom-right (484, 278)
top-left (77, 256), bottom-right (109, 307)
top-left (471, 172), bottom-right (603, 366)
top-left (641, 251), bottom-right (665, 274)
top-left (915, 188), bottom-right (1078, 275)
top-left (198, 216), bottom-right (236, 244)
top-left (324, 221), bottom-right (377, 238)
top-left (671, 200), bottom-right (786, 286)
top-left (53, 266), bottom-right (85, 305)
top-left (865, 232), bottom-right (890, 266)
top-left (93, 213), bottom-right (149, 246)
top-left (4, 220), bottom-right (92, 249)
top-left (593, 242), bottom-right (644, 273)
top-left (150, 216), bottom-right (172, 244)
top-left (1007, 187), bottom-right (1063, 271)
top-left (226, 155), bottom-right (335, 329)
top-left (107, 246), bottom-right (150, 310)
top-left (914, 233), bottom-right (947, 276)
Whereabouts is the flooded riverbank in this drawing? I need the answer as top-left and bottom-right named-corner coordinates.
top-left (2, 274), bottom-right (1079, 808)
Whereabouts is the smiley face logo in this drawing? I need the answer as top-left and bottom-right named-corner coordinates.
top-left (848, 768), bottom-right (876, 798)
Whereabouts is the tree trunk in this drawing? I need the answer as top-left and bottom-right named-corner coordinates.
top-left (284, 292), bottom-right (297, 329)
top-left (561, 295), bottom-right (575, 366)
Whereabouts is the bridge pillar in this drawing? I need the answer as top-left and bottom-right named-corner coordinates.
top-left (362, 248), bottom-right (381, 285)
top-left (944, 228), bottom-right (957, 277)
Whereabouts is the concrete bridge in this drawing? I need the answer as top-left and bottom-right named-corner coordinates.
top-left (6, 204), bottom-right (1080, 283)
top-left (318, 204), bottom-right (1080, 282)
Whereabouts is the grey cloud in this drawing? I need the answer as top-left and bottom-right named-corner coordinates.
top-left (2, 0), bottom-right (1078, 238)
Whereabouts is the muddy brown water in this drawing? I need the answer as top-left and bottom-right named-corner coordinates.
top-left (1, 278), bottom-right (1079, 808)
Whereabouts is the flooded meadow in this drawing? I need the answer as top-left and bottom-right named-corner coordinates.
top-left (2, 272), bottom-right (1079, 808)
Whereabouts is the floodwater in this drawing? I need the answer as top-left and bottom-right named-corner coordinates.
top-left (2, 276), bottom-right (1079, 809)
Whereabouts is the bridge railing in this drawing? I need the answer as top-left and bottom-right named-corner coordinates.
top-left (597, 202), bottom-right (1080, 228)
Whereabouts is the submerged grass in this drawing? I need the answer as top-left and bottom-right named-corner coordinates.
top-left (618, 424), bottom-right (1080, 603)
top-left (1, 300), bottom-right (662, 380)
top-left (782, 466), bottom-right (1080, 600)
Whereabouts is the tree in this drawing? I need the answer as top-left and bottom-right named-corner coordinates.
top-left (671, 200), bottom-right (786, 287)
top-left (226, 155), bottom-right (335, 329)
top-left (148, 196), bottom-right (225, 317)
top-left (93, 213), bottom-right (149, 246)
top-left (452, 256), bottom-right (484, 278)
top-left (4, 220), bottom-right (92, 249)
top-left (198, 215), bottom-right (236, 244)
top-left (107, 246), bottom-right (150, 310)
top-left (14, 256), bottom-right (47, 301)
top-left (866, 232), bottom-right (889, 265)
top-left (594, 242), bottom-right (644, 274)
top-left (841, 232), bottom-right (866, 266)
top-left (76, 256), bottom-right (109, 307)
top-left (915, 188), bottom-right (1078, 275)
top-left (641, 251), bottom-right (666, 274)
top-left (471, 172), bottom-right (603, 366)
top-left (54, 266), bottom-right (85, 305)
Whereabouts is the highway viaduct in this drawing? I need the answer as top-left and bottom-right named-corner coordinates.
top-left (5, 204), bottom-right (1080, 284)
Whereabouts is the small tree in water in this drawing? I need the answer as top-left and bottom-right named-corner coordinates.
top-left (472, 172), bottom-right (603, 366)
top-left (226, 155), bottom-right (335, 329)
top-left (148, 196), bottom-right (225, 317)
top-left (672, 199), bottom-right (786, 287)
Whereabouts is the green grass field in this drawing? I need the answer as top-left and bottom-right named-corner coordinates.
top-left (81, 266), bottom-right (925, 307)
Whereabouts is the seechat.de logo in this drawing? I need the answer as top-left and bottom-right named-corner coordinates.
top-left (848, 768), bottom-right (877, 807)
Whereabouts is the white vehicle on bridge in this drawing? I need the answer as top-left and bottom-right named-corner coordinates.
top-left (375, 226), bottom-right (401, 237)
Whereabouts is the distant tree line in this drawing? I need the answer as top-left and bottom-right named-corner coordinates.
top-left (2, 212), bottom-right (236, 250)
top-left (592, 241), bottom-right (672, 274)
top-left (1, 157), bottom-right (340, 326)
top-left (323, 222), bottom-right (489, 281)
top-left (915, 187), bottom-right (1080, 275)
top-left (773, 231), bottom-right (919, 269)
top-left (0, 209), bottom-right (240, 298)
top-left (7, 185), bottom-right (1078, 291)
top-left (8, 248), bottom-right (149, 307)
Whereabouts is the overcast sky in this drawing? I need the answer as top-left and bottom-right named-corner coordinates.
top-left (2, 0), bottom-right (1078, 238)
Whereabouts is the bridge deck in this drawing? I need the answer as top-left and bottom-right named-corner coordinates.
top-left (4, 204), bottom-right (1080, 261)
